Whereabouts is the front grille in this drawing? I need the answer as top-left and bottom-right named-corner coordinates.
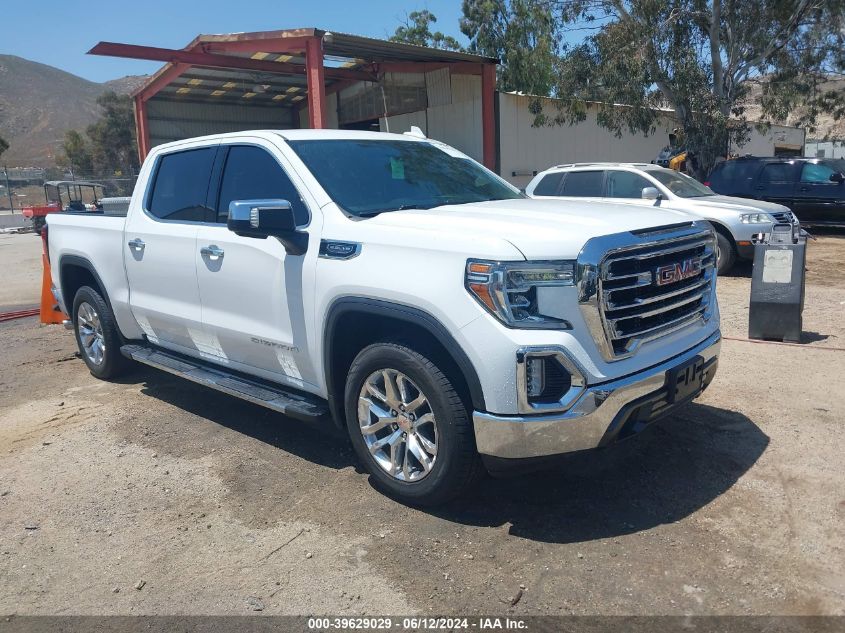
top-left (770, 211), bottom-right (796, 223)
top-left (598, 231), bottom-right (716, 356)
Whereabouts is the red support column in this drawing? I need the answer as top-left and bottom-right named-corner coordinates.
top-left (305, 36), bottom-right (327, 129)
top-left (134, 95), bottom-right (151, 162)
top-left (481, 63), bottom-right (497, 171)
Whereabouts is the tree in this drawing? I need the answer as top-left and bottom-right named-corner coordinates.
top-left (60, 91), bottom-right (138, 177)
top-left (0, 134), bottom-right (8, 160)
top-left (543, 0), bottom-right (845, 179)
top-left (391, 10), bottom-right (463, 51)
top-left (60, 130), bottom-right (93, 176)
top-left (460, 0), bottom-right (559, 96)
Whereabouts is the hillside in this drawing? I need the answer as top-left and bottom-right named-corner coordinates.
top-left (744, 78), bottom-right (845, 140)
top-left (0, 55), bottom-right (146, 166)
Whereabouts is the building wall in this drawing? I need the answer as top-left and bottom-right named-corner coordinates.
top-left (146, 98), bottom-right (295, 147)
top-left (378, 74), bottom-right (483, 163)
top-left (805, 140), bottom-right (845, 159)
top-left (497, 94), bottom-right (678, 188)
top-left (734, 124), bottom-right (805, 157)
top-left (298, 92), bottom-right (339, 129)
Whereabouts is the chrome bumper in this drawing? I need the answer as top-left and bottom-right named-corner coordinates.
top-left (473, 331), bottom-right (721, 459)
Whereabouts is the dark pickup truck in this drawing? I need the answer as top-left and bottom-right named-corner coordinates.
top-left (707, 156), bottom-right (845, 227)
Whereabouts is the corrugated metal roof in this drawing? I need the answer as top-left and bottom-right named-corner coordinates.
top-left (130, 27), bottom-right (495, 107)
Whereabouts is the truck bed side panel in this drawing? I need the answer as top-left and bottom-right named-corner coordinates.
top-left (47, 213), bottom-right (143, 341)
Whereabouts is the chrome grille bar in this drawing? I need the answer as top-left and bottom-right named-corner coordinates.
top-left (577, 222), bottom-right (717, 361)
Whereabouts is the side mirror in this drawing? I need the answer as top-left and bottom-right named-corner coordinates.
top-left (641, 186), bottom-right (661, 200)
top-left (829, 172), bottom-right (844, 183)
top-left (227, 199), bottom-right (308, 255)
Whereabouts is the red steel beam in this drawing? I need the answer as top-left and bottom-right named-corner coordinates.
top-left (305, 37), bottom-right (327, 129)
top-left (88, 42), bottom-right (374, 82)
top-left (134, 62), bottom-right (191, 101)
top-left (481, 63), bottom-right (497, 171)
top-left (134, 95), bottom-right (151, 161)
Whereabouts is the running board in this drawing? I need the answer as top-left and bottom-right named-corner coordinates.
top-left (120, 344), bottom-right (330, 423)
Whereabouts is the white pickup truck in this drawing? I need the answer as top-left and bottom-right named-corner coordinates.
top-left (47, 129), bottom-right (721, 505)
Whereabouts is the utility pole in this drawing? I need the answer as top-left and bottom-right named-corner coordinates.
top-left (2, 166), bottom-right (13, 210)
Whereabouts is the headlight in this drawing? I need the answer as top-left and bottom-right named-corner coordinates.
top-left (740, 212), bottom-right (774, 224)
top-left (465, 259), bottom-right (575, 329)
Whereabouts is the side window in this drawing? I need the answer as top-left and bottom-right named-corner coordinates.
top-left (800, 162), bottom-right (835, 183)
top-left (533, 172), bottom-right (564, 196)
top-left (216, 145), bottom-right (308, 224)
top-left (560, 171), bottom-right (604, 197)
top-left (759, 163), bottom-right (795, 184)
top-left (147, 148), bottom-right (217, 222)
top-left (605, 171), bottom-right (653, 198)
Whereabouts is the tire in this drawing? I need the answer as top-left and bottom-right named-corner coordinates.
top-left (344, 342), bottom-right (482, 506)
top-left (715, 231), bottom-right (736, 275)
top-left (72, 285), bottom-right (130, 380)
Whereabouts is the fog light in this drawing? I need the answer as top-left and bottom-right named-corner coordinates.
top-left (526, 357), bottom-right (545, 397)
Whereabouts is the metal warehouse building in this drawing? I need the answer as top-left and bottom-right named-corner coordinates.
top-left (91, 28), bottom-right (805, 187)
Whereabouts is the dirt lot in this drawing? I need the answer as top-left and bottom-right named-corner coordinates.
top-left (1, 232), bottom-right (843, 616)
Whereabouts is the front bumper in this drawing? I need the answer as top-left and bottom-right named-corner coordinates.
top-left (472, 331), bottom-right (721, 459)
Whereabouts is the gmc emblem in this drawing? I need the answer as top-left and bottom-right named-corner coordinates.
top-left (656, 257), bottom-right (702, 286)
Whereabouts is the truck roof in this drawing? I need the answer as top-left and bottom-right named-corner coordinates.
top-left (149, 129), bottom-right (431, 154)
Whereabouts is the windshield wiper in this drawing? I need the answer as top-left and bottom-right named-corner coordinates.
top-left (356, 204), bottom-right (433, 218)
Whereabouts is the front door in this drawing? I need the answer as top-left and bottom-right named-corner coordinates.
top-left (124, 145), bottom-right (217, 355)
top-left (195, 140), bottom-right (320, 389)
top-left (793, 161), bottom-right (845, 224)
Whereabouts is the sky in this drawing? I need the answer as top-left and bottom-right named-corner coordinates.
top-left (2, 0), bottom-right (467, 83)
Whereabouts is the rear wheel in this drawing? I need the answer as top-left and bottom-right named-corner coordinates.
top-left (715, 232), bottom-right (736, 275)
top-left (72, 286), bottom-right (130, 380)
top-left (344, 342), bottom-right (482, 505)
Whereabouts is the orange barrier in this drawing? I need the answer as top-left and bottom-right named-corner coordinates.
top-left (39, 233), bottom-right (67, 325)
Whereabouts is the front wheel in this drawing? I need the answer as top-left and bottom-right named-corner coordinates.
top-left (715, 232), bottom-right (736, 275)
top-left (344, 342), bottom-right (482, 506)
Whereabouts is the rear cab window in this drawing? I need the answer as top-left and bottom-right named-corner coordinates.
top-left (146, 147), bottom-right (217, 222)
top-left (560, 171), bottom-right (604, 196)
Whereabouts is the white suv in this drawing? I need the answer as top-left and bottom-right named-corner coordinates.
top-left (526, 163), bottom-right (799, 274)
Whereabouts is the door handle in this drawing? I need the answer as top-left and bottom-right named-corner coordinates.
top-left (200, 245), bottom-right (225, 259)
top-left (799, 186), bottom-right (810, 192)
top-left (127, 238), bottom-right (145, 251)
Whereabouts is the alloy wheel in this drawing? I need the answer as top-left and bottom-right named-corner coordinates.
top-left (357, 369), bottom-right (438, 482)
top-left (77, 301), bottom-right (106, 365)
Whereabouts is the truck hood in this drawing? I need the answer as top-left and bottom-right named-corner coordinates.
top-left (683, 195), bottom-right (791, 215)
top-left (366, 198), bottom-right (696, 260)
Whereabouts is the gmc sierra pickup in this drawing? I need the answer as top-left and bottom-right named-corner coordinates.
top-left (47, 129), bottom-right (721, 505)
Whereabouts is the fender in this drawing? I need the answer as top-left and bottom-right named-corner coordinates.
top-left (58, 254), bottom-right (114, 314)
top-left (323, 297), bottom-right (486, 422)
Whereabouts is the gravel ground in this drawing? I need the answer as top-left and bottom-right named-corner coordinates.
top-left (0, 232), bottom-right (843, 616)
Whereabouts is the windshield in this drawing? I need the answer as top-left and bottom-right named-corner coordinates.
top-left (648, 169), bottom-right (715, 198)
top-left (287, 139), bottom-right (523, 216)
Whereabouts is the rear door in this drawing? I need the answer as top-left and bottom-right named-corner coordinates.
top-left (793, 161), bottom-right (845, 224)
top-left (124, 145), bottom-right (217, 355)
top-left (752, 161), bottom-right (799, 209)
top-left (557, 170), bottom-right (606, 201)
top-left (194, 139), bottom-right (320, 388)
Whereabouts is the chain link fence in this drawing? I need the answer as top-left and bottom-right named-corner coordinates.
top-left (0, 170), bottom-right (139, 212)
